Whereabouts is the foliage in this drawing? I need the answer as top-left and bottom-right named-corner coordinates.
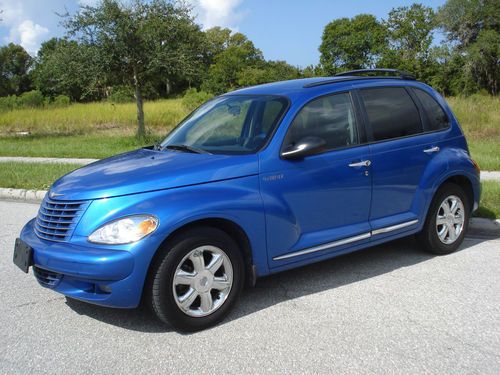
top-left (0, 95), bottom-right (18, 111)
top-left (33, 38), bottom-right (102, 101)
top-left (182, 88), bottom-right (214, 111)
top-left (379, 4), bottom-right (436, 81)
top-left (17, 90), bottom-right (45, 108)
top-left (52, 95), bottom-right (71, 107)
top-left (437, 0), bottom-right (499, 94)
top-left (108, 86), bottom-right (135, 103)
top-left (202, 30), bottom-right (264, 94)
top-left (0, 43), bottom-right (33, 97)
top-left (319, 14), bottom-right (387, 74)
top-left (63, 0), bottom-right (205, 138)
top-left (0, 0), bottom-right (498, 105)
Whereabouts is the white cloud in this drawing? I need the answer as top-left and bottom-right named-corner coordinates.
top-left (0, 0), bottom-right (50, 55)
top-left (190, 0), bottom-right (246, 31)
top-left (14, 20), bottom-right (49, 54)
top-left (78, 0), bottom-right (100, 6)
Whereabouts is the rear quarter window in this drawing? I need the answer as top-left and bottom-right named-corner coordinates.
top-left (360, 87), bottom-right (422, 142)
top-left (413, 88), bottom-right (450, 131)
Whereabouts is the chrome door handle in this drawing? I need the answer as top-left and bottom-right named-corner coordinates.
top-left (423, 146), bottom-right (440, 154)
top-left (348, 160), bottom-right (371, 168)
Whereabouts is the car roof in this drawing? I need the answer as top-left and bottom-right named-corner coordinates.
top-left (225, 76), bottom-right (426, 99)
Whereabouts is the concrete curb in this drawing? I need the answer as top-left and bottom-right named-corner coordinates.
top-left (468, 218), bottom-right (500, 238)
top-left (481, 171), bottom-right (500, 181)
top-left (0, 188), bottom-right (47, 203)
top-left (1, 187), bottom-right (498, 237)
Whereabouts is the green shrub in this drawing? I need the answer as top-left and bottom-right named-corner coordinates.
top-left (52, 95), bottom-right (71, 107)
top-left (17, 90), bottom-right (45, 108)
top-left (182, 88), bottom-right (213, 111)
top-left (0, 95), bottom-right (18, 112)
top-left (108, 86), bottom-right (135, 103)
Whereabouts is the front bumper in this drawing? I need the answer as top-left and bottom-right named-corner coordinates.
top-left (20, 219), bottom-right (145, 308)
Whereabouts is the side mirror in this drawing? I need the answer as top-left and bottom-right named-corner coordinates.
top-left (281, 136), bottom-right (327, 160)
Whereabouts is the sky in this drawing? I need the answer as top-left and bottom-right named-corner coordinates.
top-left (0, 0), bottom-right (447, 67)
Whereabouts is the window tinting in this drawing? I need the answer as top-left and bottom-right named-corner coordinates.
top-left (284, 93), bottom-right (358, 151)
top-left (360, 87), bottom-right (422, 141)
top-left (414, 89), bottom-right (450, 131)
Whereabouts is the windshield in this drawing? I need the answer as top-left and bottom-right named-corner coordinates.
top-left (161, 95), bottom-right (289, 155)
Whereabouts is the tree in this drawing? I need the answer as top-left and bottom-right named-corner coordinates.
top-left (0, 43), bottom-right (33, 97)
top-left (438, 0), bottom-right (499, 94)
top-left (33, 38), bottom-right (103, 101)
top-left (202, 30), bottom-right (263, 94)
top-left (63, 0), bottom-right (205, 138)
top-left (319, 14), bottom-right (387, 75)
top-left (438, 0), bottom-right (499, 48)
top-left (237, 60), bottom-right (301, 87)
top-left (379, 4), bottom-right (436, 81)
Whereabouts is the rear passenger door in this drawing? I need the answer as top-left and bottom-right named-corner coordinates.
top-left (357, 86), bottom-right (448, 239)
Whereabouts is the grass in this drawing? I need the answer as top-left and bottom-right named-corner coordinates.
top-left (0, 98), bottom-right (187, 136)
top-left (474, 180), bottom-right (500, 219)
top-left (0, 161), bottom-right (499, 220)
top-left (0, 134), bottom-right (160, 159)
top-left (0, 95), bottom-right (498, 168)
top-left (447, 95), bottom-right (500, 170)
top-left (0, 162), bottom-right (82, 190)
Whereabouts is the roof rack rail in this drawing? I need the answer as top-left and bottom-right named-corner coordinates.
top-left (335, 68), bottom-right (416, 80)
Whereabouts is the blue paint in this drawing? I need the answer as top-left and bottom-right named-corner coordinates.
top-left (17, 77), bottom-right (480, 309)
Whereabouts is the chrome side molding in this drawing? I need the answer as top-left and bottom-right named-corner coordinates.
top-left (273, 232), bottom-right (371, 261)
top-left (371, 219), bottom-right (419, 235)
top-left (273, 219), bottom-right (419, 261)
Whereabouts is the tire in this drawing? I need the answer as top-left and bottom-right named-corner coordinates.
top-left (417, 183), bottom-right (470, 255)
top-left (148, 226), bottom-right (244, 332)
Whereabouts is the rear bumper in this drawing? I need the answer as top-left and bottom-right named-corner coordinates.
top-left (20, 219), bottom-right (143, 308)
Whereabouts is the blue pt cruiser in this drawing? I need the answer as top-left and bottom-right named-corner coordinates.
top-left (14, 69), bottom-right (480, 331)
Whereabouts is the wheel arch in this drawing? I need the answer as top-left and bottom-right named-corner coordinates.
top-left (422, 172), bottom-right (478, 225)
top-left (145, 217), bottom-right (256, 295)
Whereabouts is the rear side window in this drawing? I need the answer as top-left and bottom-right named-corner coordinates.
top-left (360, 87), bottom-right (422, 142)
top-left (413, 89), bottom-right (450, 131)
top-left (284, 92), bottom-right (358, 151)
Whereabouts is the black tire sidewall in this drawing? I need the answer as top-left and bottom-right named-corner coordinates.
top-left (151, 227), bottom-right (244, 332)
top-left (420, 183), bottom-right (470, 255)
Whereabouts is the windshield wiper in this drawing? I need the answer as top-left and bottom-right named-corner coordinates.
top-left (164, 144), bottom-right (211, 154)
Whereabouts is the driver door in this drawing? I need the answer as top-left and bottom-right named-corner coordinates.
top-left (260, 91), bottom-right (372, 266)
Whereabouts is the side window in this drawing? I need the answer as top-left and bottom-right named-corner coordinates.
top-left (414, 88), bottom-right (450, 131)
top-left (360, 87), bottom-right (423, 141)
top-left (285, 92), bottom-right (358, 151)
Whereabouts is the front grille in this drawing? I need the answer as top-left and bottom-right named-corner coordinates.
top-left (33, 266), bottom-right (62, 288)
top-left (35, 197), bottom-right (89, 242)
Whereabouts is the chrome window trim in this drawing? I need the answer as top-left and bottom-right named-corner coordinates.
top-left (273, 219), bottom-right (419, 261)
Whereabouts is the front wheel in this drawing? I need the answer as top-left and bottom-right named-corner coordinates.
top-left (149, 227), bottom-right (244, 332)
top-left (417, 183), bottom-right (470, 255)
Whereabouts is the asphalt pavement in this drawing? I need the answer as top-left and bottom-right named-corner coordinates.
top-left (0, 200), bottom-right (498, 374)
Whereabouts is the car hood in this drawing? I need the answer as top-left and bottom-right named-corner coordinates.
top-left (49, 148), bottom-right (259, 201)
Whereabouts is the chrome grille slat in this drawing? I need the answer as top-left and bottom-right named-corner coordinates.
top-left (35, 197), bottom-right (89, 242)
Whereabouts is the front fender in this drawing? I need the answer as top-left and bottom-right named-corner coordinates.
top-left (73, 175), bottom-right (268, 281)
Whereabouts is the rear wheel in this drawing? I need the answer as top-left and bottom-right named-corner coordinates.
top-left (149, 227), bottom-right (244, 332)
top-left (417, 183), bottom-right (469, 255)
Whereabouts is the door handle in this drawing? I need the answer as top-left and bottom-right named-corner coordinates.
top-left (423, 146), bottom-right (440, 154)
top-left (348, 160), bottom-right (371, 168)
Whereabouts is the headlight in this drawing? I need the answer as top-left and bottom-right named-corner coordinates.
top-left (88, 215), bottom-right (159, 244)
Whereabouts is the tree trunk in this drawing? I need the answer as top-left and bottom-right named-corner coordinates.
top-left (133, 68), bottom-right (145, 139)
